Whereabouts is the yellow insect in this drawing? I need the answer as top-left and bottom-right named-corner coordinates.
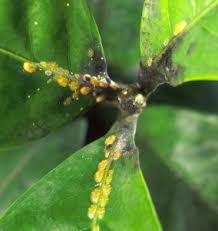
top-left (91, 188), bottom-right (101, 204)
top-left (102, 185), bottom-right (111, 195)
top-left (23, 62), bottom-right (37, 73)
top-left (97, 207), bottom-right (105, 219)
top-left (147, 57), bottom-right (153, 67)
top-left (90, 76), bottom-right (99, 87)
top-left (74, 73), bottom-right (81, 79)
top-left (80, 86), bottom-right (91, 95)
top-left (121, 88), bottom-right (128, 95)
top-left (98, 78), bottom-right (108, 88)
top-left (68, 81), bottom-right (80, 92)
top-left (110, 81), bottom-right (118, 90)
top-left (88, 204), bottom-right (97, 219)
top-left (113, 151), bottom-right (121, 160)
top-left (106, 170), bottom-right (113, 184)
top-left (40, 61), bottom-right (58, 71)
top-left (54, 76), bottom-right (69, 87)
top-left (105, 135), bottom-right (116, 146)
top-left (96, 95), bottom-right (106, 103)
top-left (98, 159), bottom-right (109, 170)
top-left (88, 132), bottom-right (122, 231)
top-left (88, 49), bottom-right (95, 58)
top-left (174, 20), bottom-right (187, 36)
top-left (99, 194), bottom-right (109, 207)
top-left (94, 169), bottom-right (105, 183)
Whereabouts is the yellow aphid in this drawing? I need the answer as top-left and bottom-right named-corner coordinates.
top-left (40, 61), bottom-right (48, 68)
top-left (106, 170), bottom-right (113, 185)
top-left (74, 73), bottom-right (81, 79)
top-left (174, 20), bottom-right (187, 36)
top-left (108, 169), bottom-right (113, 177)
top-left (88, 204), bottom-right (97, 219)
top-left (23, 62), bottom-right (37, 73)
top-left (98, 159), bottom-right (108, 170)
top-left (91, 188), bottom-right (101, 204)
top-left (110, 81), bottom-right (118, 90)
top-left (147, 57), bottom-right (153, 67)
top-left (88, 48), bottom-right (94, 58)
top-left (105, 135), bottom-right (116, 146)
top-left (90, 76), bottom-right (99, 87)
top-left (54, 76), bottom-right (69, 87)
top-left (63, 96), bottom-right (72, 106)
top-left (68, 81), bottom-right (80, 92)
top-left (103, 185), bottom-right (111, 195)
top-left (121, 88), bottom-right (128, 95)
top-left (93, 225), bottom-right (100, 231)
top-left (96, 95), bottom-right (106, 103)
top-left (99, 194), bottom-right (109, 207)
top-left (80, 86), bottom-right (91, 95)
top-left (113, 151), bottom-right (121, 160)
top-left (135, 94), bottom-right (145, 106)
top-left (57, 67), bottom-right (69, 75)
top-left (40, 61), bottom-right (58, 70)
top-left (95, 170), bottom-right (104, 183)
top-left (97, 207), bottom-right (105, 220)
top-left (99, 79), bottom-right (108, 88)
top-left (49, 63), bottom-right (58, 70)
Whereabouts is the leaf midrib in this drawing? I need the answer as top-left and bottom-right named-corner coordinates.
top-left (0, 47), bottom-right (29, 63)
top-left (0, 153), bottom-right (33, 199)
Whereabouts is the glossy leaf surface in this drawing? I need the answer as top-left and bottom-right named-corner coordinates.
top-left (138, 105), bottom-right (218, 208)
top-left (0, 0), bottom-right (105, 147)
top-left (0, 133), bottom-right (161, 231)
top-left (90, 0), bottom-right (143, 70)
top-left (140, 0), bottom-right (218, 85)
top-left (0, 119), bottom-right (87, 215)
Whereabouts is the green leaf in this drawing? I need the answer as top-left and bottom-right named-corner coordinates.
top-left (0, 0), bottom-right (105, 147)
top-left (0, 118), bottom-right (87, 216)
top-left (136, 105), bottom-right (218, 229)
top-left (90, 0), bottom-right (143, 70)
top-left (139, 142), bottom-right (218, 231)
top-left (140, 0), bottom-right (218, 85)
top-left (0, 119), bottom-right (161, 231)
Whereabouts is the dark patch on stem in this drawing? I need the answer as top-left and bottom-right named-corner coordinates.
top-left (138, 62), bottom-right (165, 97)
top-left (138, 39), bottom-right (184, 95)
top-left (112, 113), bottom-right (140, 167)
